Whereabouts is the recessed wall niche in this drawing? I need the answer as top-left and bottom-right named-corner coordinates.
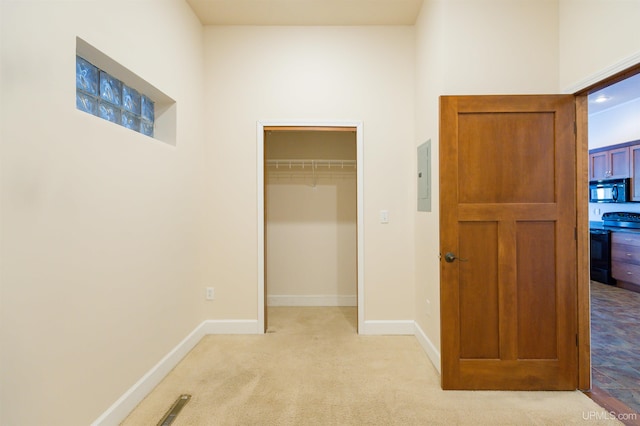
top-left (75, 37), bottom-right (176, 145)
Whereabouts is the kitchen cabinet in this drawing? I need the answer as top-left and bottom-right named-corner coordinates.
top-left (589, 146), bottom-right (629, 180)
top-left (611, 231), bottom-right (640, 292)
top-left (629, 144), bottom-right (640, 201)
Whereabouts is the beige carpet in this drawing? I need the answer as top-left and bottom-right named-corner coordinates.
top-left (122, 307), bottom-right (621, 425)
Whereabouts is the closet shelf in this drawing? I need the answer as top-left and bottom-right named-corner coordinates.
top-left (266, 159), bottom-right (356, 170)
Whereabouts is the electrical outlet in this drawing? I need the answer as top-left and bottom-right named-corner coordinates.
top-left (206, 287), bottom-right (214, 300)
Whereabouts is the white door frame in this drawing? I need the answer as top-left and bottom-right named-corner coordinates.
top-left (257, 120), bottom-right (364, 334)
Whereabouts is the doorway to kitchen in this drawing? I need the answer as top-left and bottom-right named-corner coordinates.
top-left (256, 122), bottom-right (364, 334)
top-left (584, 65), bottom-right (640, 418)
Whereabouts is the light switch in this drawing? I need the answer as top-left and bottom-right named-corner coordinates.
top-left (380, 210), bottom-right (389, 224)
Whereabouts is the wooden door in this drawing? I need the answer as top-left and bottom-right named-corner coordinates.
top-left (264, 130), bottom-right (269, 332)
top-left (440, 95), bottom-right (578, 390)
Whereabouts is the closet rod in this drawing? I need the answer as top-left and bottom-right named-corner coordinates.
top-left (266, 159), bottom-right (356, 169)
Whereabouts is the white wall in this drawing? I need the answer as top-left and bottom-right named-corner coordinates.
top-left (266, 177), bottom-right (357, 303)
top-left (266, 132), bottom-right (357, 305)
top-left (201, 26), bottom-right (416, 321)
top-left (559, 0), bottom-right (640, 92)
top-left (413, 0), bottom-right (561, 357)
top-left (559, 0), bottom-right (640, 223)
top-left (441, 0), bottom-right (560, 94)
top-left (0, 1), bottom-right (205, 425)
top-left (414, 0), bottom-right (446, 362)
top-left (589, 98), bottom-right (640, 149)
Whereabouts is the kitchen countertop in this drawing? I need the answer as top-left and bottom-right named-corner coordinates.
top-left (590, 221), bottom-right (640, 234)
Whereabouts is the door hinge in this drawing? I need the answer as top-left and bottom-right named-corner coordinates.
top-left (575, 227), bottom-right (577, 240)
top-left (574, 121), bottom-right (577, 134)
top-left (576, 334), bottom-right (579, 346)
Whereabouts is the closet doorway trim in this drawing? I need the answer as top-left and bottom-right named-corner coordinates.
top-left (257, 120), bottom-right (364, 334)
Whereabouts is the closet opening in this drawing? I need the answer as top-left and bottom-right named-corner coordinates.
top-left (257, 123), bottom-right (364, 334)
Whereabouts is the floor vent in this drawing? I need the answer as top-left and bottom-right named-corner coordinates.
top-left (157, 394), bottom-right (191, 426)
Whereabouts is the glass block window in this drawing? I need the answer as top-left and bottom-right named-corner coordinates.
top-left (76, 56), bottom-right (154, 138)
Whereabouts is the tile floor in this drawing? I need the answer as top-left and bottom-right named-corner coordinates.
top-left (591, 281), bottom-right (640, 414)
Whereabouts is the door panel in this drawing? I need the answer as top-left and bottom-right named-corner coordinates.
top-left (458, 221), bottom-right (499, 359)
top-left (458, 112), bottom-right (555, 203)
top-left (440, 95), bottom-right (578, 390)
top-left (516, 221), bottom-right (557, 360)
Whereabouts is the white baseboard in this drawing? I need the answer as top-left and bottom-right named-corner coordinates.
top-left (201, 319), bottom-right (260, 334)
top-left (91, 321), bottom-right (207, 426)
top-left (414, 322), bottom-right (441, 374)
top-left (361, 320), bottom-right (415, 335)
top-left (267, 294), bottom-right (357, 306)
top-left (92, 319), bottom-right (258, 426)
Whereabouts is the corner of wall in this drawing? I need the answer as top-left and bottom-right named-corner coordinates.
top-left (414, 321), bottom-right (442, 374)
top-left (92, 319), bottom-right (260, 425)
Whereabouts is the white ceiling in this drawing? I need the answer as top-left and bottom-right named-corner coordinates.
top-left (185, 0), bottom-right (424, 26)
top-left (588, 73), bottom-right (640, 116)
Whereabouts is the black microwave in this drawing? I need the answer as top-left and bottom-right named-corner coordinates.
top-left (589, 178), bottom-right (631, 203)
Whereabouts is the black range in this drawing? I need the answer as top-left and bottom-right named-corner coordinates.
top-left (590, 212), bottom-right (640, 285)
top-left (600, 211), bottom-right (640, 230)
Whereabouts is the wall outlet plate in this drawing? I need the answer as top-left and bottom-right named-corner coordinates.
top-left (380, 210), bottom-right (389, 224)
